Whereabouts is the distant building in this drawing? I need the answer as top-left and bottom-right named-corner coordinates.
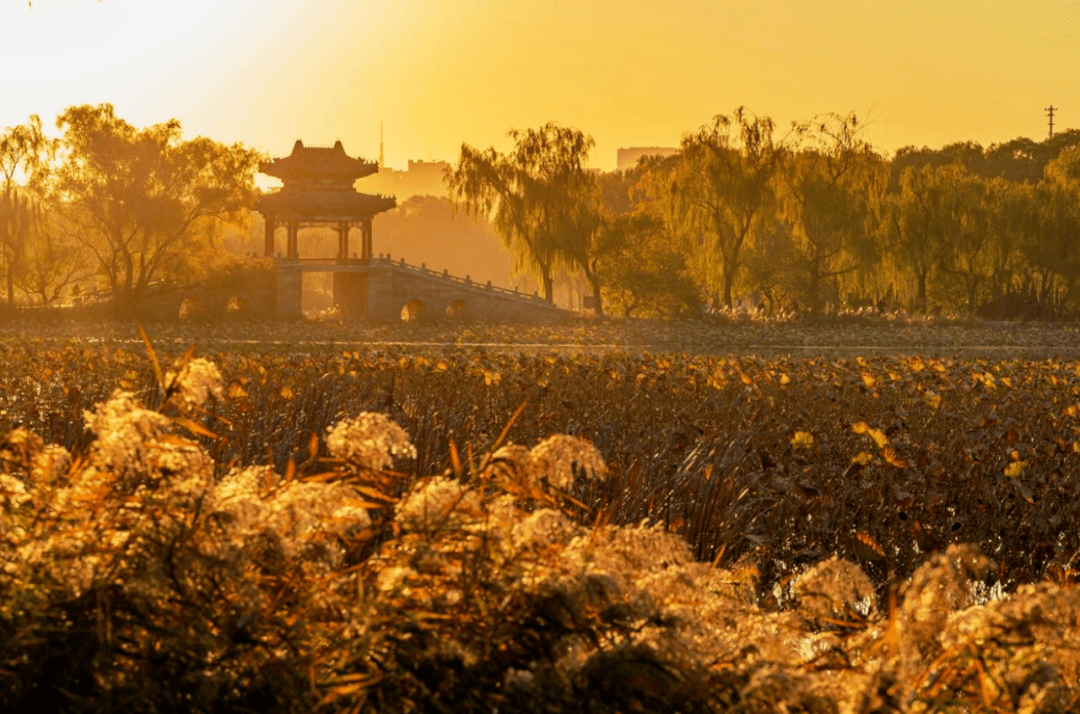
top-left (358, 159), bottom-right (451, 200)
top-left (617, 146), bottom-right (679, 172)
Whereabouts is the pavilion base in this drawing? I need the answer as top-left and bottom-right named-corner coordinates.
top-left (274, 261), bottom-right (303, 321)
top-left (332, 273), bottom-right (367, 321)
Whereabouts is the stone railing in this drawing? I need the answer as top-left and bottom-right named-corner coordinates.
top-left (286, 255), bottom-right (558, 308)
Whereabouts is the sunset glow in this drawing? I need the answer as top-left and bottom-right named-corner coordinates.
top-left (3, 1), bottom-right (1079, 166)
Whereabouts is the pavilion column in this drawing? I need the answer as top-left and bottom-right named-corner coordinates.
top-left (337, 223), bottom-right (350, 261)
top-left (264, 218), bottom-right (276, 257)
top-left (361, 218), bottom-right (373, 260)
top-left (286, 221), bottom-right (299, 258)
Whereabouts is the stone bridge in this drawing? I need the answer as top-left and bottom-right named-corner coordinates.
top-left (274, 256), bottom-right (564, 321)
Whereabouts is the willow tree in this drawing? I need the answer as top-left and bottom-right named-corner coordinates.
top-left (886, 164), bottom-right (963, 312)
top-left (675, 108), bottom-right (785, 309)
top-left (447, 124), bottom-right (595, 305)
top-left (980, 178), bottom-right (1029, 304)
top-left (936, 172), bottom-right (995, 314)
top-left (1025, 148), bottom-right (1080, 310)
top-left (52, 104), bottom-right (259, 311)
top-left (783, 113), bottom-right (885, 312)
top-left (0, 115), bottom-right (52, 305)
top-left (590, 164), bottom-right (700, 317)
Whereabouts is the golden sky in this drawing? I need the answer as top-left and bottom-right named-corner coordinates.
top-left (3, 0), bottom-right (1079, 170)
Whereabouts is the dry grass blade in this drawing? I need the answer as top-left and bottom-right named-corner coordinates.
top-left (164, 345), bottom-right (198, 400)
top-left (170, 416), bottom-right (221, 441)
top-left (138, 324), bottom-right (165, 397)
top-left (353, 485), bottom-right (397, 503)
top-left (491, 400), bottom-right (528, 454)
top-left (971, 647), bottom-right (996, 710)
top-left (449, 437), bottom-right (463, 479)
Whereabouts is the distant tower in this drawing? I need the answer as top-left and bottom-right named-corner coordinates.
top-left (1047, 105), bottom-right (1057, 139)
top-left (379, 121), bottom-right (385, 170)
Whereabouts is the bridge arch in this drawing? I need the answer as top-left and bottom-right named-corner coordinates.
top-left (400, 299), bottom-right (427, 322)
top-left (445, 299), bottom-right (468, 319)
top-left (225, 293), bottom-right (252, 318)
top-left (178, 295), bottom-right (206, 322)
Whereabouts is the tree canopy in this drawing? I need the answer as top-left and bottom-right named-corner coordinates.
top-left (5, 103), bottom-right (1080, 319)
top-left (675, 108), bottom-right (784, 309)
top-left (0, 116), bottom-right (53, 305)
top-left (447, 123), bottom-right (596, 306)
top-left (444, 112), bottom-right (1080, 319)
top-left (50, 104), bottom-right (260, 310)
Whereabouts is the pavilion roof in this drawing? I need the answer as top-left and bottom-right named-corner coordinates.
top-left (256, 189), bottom-right (396, 222)
top-left (260, 140), bottom-right (379, 181)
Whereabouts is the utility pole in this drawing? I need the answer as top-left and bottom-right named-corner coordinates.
top-left (379, 121), bottom-right (385, 170)
top-left (1046, 105), bottom-right (1057, 139)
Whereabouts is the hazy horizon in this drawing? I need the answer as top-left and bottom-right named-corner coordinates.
top-left (3, 1), bottom-right (1078, 170)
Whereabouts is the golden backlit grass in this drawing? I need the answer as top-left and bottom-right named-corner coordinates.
top-left (2, 326), bottom-right (1080, 711)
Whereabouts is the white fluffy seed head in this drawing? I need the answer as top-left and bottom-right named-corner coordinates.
top-left (529, 434), bottom-right (607, 490)
top-left (165, 358), bottom-right (224, 408)
top-left (326, 412), bottom-right (416, 472)
top-left (83, 390), bottom-right (174, 481)
top-left (395, 476), bottom-right (479, 531)
top-left (792, 556), bottom-right (876, 622)
top-left (483, 443), bottom-right (536, 485)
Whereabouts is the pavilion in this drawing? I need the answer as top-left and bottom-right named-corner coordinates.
top-left (253, 139), bottom-right (561, 322)
top-left (256, 140), bottom-right (396, 260)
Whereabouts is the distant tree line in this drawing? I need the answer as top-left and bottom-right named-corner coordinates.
top-left (450, 113), bottom-right (1080, 319)
top-left (6, 103), bottom-right (1080, 321)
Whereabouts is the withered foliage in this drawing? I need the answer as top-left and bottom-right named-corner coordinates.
top-left (1, 330), bottom-right (1080, 711)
